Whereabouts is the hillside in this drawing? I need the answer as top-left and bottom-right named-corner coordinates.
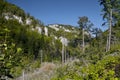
top-left (0, 0), bottom-right (83, 79)
top-left (0, 0), bottom-right (120, 80)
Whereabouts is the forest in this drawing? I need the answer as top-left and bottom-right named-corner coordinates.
top-left (0, 0), bottom-right (120, 80)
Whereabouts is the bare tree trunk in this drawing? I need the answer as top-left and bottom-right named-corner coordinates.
top-left (108, 9), bottom-right (112, 51)
top-left (22, 70), bottom-right (24, 80)
top-left (82, 28), bottom-right (85, 53)
top-left (40, 50), bottom-right (43, 63)
top-left (106, 35), bottom-right (109, 52)
top-left (64, 46), bottom-right (67, 63)
top-left (62, 43), bottom-right (64, 64)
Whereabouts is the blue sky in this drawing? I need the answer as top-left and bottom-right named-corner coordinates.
top-left (7, 0), bottom-right (106, 30)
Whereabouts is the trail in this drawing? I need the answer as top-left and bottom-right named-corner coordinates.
top-left (15, 58), bottom-right (78, 80)
top-left (15, 62), bottom-right (56, 80)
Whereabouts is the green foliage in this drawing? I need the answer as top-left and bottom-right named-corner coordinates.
top-left (1, 0), bottom-right (120, 80)
top-left (51, 63), bottom-right (82, 80)
top-left (30, 60), bottom-right (41, 70)
top-left (11, 66), bottom-right (23, 77)
top-left (85, 55), bottom-right (120, 80)
top-left (51, 52), bottom-right (120, 80)
top-left (0, 23), bottom-right (23, 79)
top-left (99, 0), bottom-right (120, 21)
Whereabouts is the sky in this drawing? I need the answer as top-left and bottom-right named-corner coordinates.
top-left (7, 0), bottom-right (107, 30)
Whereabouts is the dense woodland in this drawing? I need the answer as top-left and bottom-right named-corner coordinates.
top-left (0, 0), bottom-right (120, 80)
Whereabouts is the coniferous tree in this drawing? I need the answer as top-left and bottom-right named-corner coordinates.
top-left (78, 16), bottom-right (93, 53)
top-left (99, 0), bottom-right (120, 51)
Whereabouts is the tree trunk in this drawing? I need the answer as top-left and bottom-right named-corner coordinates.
top-left (108, 9), bottom-right (112, 51)
top-left (62, 43), bottom-right (64, 64)
top-left (22, 70), bottom-right (25, 80)
top-left (40, 50), bottom-right (43, 63)
top-left (106, 35), bottom-right (109, 52)
top-left (82, 28), bottom-right (85, 53)
top-left (64, 47), bottom-right (66, 63)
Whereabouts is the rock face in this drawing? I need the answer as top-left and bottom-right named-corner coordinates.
top-left (3, 11), bottom-right (79, 46)
top-left (13, 15), bottom-right (23, 23)
top-left (36, 26), bottom-right (42, 34)
top-left (44, 27), bottom-right (48, 36)
top-left (59, 36), bottom-right (69, 46)
top-left (26, 18), bottom-right (32, 25)
top-left (48, 24), bottom-right (59, 31)
top-left (47, 24), bottom-right (80, 46)
top-left (4, 13), bottom-right (23, 23)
